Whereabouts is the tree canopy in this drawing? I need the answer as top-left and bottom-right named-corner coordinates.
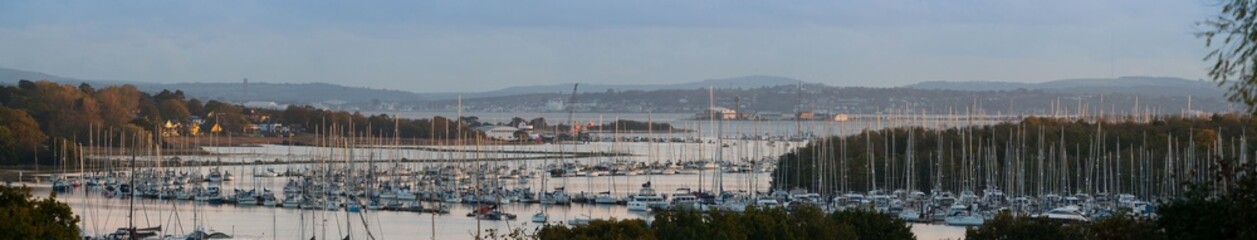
top-left (0, 186), bottom-right (80, 240)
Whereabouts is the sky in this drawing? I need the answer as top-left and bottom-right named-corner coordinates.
top-left (0, 0), bottom-right (1222, 93)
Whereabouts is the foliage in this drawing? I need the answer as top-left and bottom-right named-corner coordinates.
top-left (1086, 213), bottom-right (1164, 240)
top-left (279, 105), bottom-right (481, 139)
top-left (537, 206), bottom-right (879, 240)
top-left (1156, 162), bottom-right (1257, 240)
top-left (536, 219), bottom-right (653, 240)
top-left (0, 185), bottom-right (80, 240)
top-left (1200, 0), bottom-right (1257, 113)
top-left (829, 209), bottom-right (914, 240)
top-left (4, 80), bottom-right (102, 139)
top-left (0, 106), bottom-right (45, 162)
top-left (93, 85), bottom-right (142, 127)
top-left (965, 213), bottom-right (1084, 240)
top-left (0, 79), bottom-right (485, 165)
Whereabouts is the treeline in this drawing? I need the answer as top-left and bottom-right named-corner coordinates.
top-left (521, 206), bottom-right (912, 240)
top-left (474, 117), bottom-right (679, 133)
top-left (278, 105), bottom-right (479, 139)
top-left (774, 114), bottom-right (1257, 197)
top-left (0, 80), bottom-right (478, 165)
top-left (0, 80), bottom-right (207, 165)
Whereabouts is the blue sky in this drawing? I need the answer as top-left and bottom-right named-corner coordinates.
top-left (0, 0), bottom-right (1220, 92)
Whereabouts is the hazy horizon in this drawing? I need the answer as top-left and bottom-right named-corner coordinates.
top-left (0, 1), bottom-right (1216, 92)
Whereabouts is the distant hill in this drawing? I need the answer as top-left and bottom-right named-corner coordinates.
top-left (907, 76), bottom-right (1225, 98)
top-left (150, 82), bottom-right (427, 104)
top-left (0, 67), bottom-right (426, 104)
top-left (420, 75), bottom-right (806, 100)
top-left (0, 66), bottom-right (134, 86)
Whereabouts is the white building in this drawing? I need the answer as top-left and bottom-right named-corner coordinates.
top-left (474, 125), bottom-right (524, 141)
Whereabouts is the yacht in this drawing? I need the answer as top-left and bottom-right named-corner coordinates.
top-left (594, 191), bottom-right (618, 204)
top-left (944, 204), bottom-right (985, 226)
top-left (1037, 205), bottom-right (1090, 222)
top-left (549, 187), bottom-right (572, 205)
top-left (531, 211), bottom-right (549, 223)
top-left (628, 182), bottom-right (668, 209)
top-left (670, 188), bottom-right (701, 210)
top-left (567, 214), bottom-right (593, 226)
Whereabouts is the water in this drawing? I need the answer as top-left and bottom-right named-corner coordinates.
top-left (41, 183), bottom-right (968, 239)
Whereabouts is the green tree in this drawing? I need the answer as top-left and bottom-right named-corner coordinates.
top-left (536, 219), bottom-right (654, 240)
top-left (1202, 0), bottom-right (1257, 113)
top-left (186, 98), bottom-right (205, 117)
top-left (1087, 212), bottom-right (1164, 240)
top-left (158, 99), bottom-right (191, 122)
top-left (965, 213), bottom-right (1084, 240)
top-left (0, 106), bottom-right (46, 152)
top-left (6, 80), bottom-right (102, 139)
top-left (830, 209), bottom-right (914, 240)
top-left (0, 186), bottom-right (80, 239)
top-left (1156, 163), bottom-right (1257, 240)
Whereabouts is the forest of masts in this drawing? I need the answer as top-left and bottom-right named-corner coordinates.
top-left (774, 110), bottom-right (1254, 202)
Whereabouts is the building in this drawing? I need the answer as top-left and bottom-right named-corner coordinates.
top-left (796, 111), bottom-right (815, 120)
top-left (698, 107), bottom-right (738, 120)
top-left (474, 125), bottom-right (524, 141)
top-left (832, 114), bottom-right (851, 122)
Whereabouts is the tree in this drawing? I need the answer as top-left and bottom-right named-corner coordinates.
top-left (537, 219), bottom-right (654, 240)
top-left (513, 130), bottom-right (531, 141)
top-left (1087, 212), bottom-right (1164, 240)
top-left (186, 98), bottom-right (205, 117)
top-left (0, 186), bottom-right (80, 239)
top-left (0, 106), bottom-right (46, 153)
top-left (1157, 164), bottom-right (1257, 240)
top-left (5, 81), bottom-right (101, 139)
top-left (530, 117), bottom-right (549, 130)
top-left (509, 117), bottom-right (527, 128)
top-left (965, 213), bottom-right (1084, 240)
top-left (1202, 0), bottom-right (1257, 113)
top-left (93, 85), bottom-right (142, 127)
top-left (830, 209), bottom-right (914, 240)
top-left (203, 100), bottom-right (248, 133)
top-left (158, 99), bottom-right (191, 122)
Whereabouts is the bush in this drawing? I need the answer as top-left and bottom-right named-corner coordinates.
top-left (965, 213), bottom-right (1084, 240)
top-left (830, 209), bottom-right (914, 240)
top-left (0, 185), bottom-right (80, 240)
top-left (536, 218), bottom-right (654, 240)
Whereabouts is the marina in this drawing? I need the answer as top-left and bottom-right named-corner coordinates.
top-left (14, 116), bottom-right (996, 239)
top-left (13, 112), bottom-right (1225, 239)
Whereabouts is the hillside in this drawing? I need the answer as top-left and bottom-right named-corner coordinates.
top-left (419, 75), bottom-right (807, 100)
top-left (907, 76), bottom-right (1223, 98)
top-left (0, 67), bottom-right (427, 105)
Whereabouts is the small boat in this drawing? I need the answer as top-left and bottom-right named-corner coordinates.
top-left (944, 204), bottom-right (985, 226)
top-left (182, 226), bottom-right (233, 239)
top-left (567, 214), bottom-right (592, 226)
top-left (281, 196), bottom-right (302, 208)
top-left (253, 168), bottom-right (279, 178)
top-left (1037, 205), bottom-right (1090, 222)
top-left (471, 205), bottom-right (516, 221)
top-left (594, 192), bottom-right (618, 204)
top-left (103, 225), bottom-right (162, 240)
top-left (346, 202), bottom-right (362, 213)
top-left (627, 200), bottom-right (650, 212)
top-left (531, 211), bottom-right (548, 223)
